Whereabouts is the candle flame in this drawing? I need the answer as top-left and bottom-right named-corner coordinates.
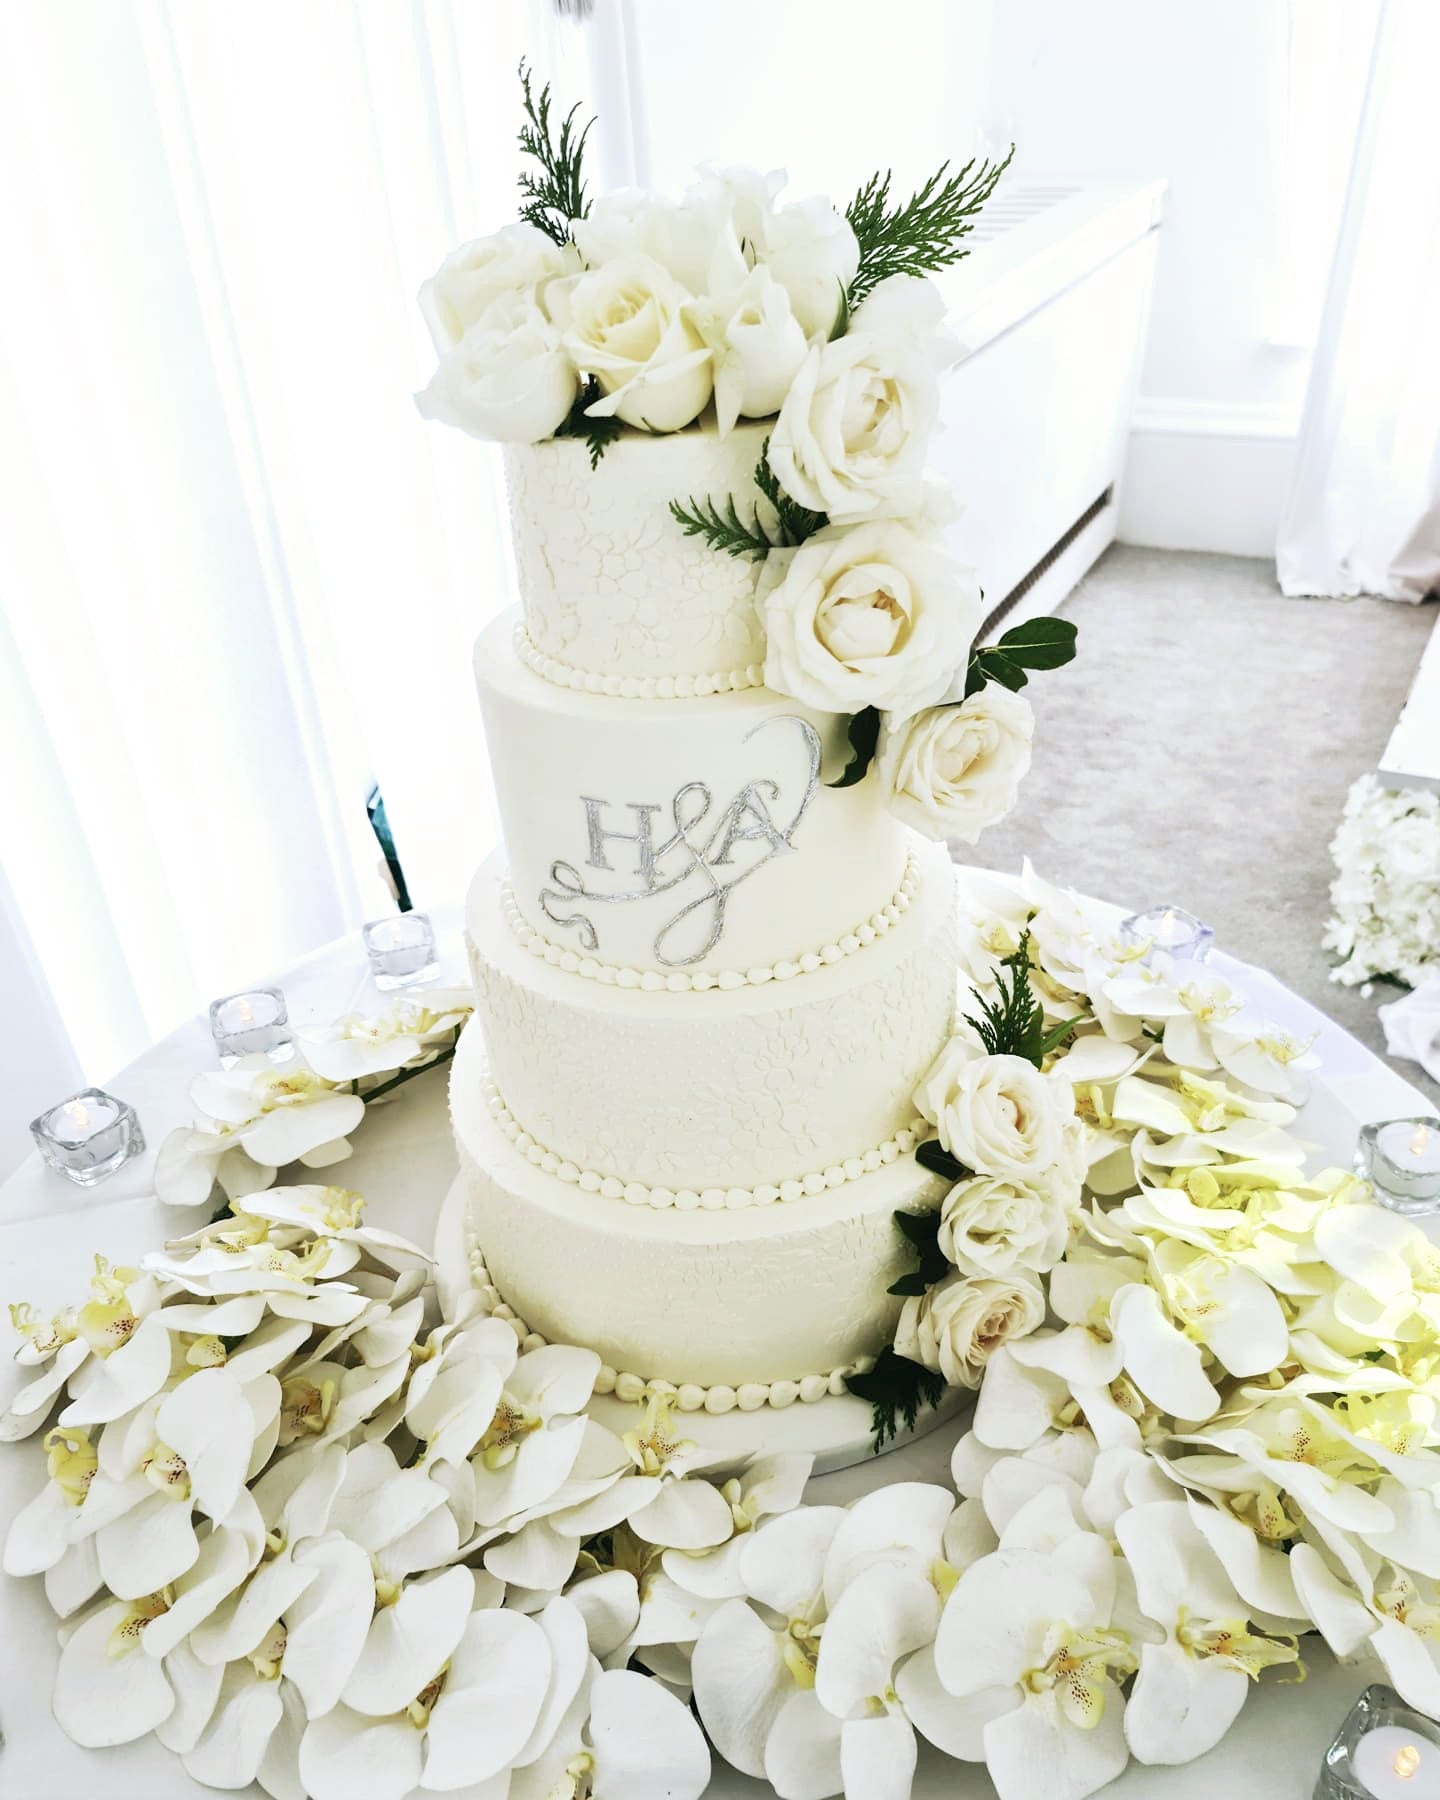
top-left (1413, 1124), bottom-right (1431, 1159)
top-left (65, 1101), bottom-right (90, 1133)
top-left (1160, 908), bottom-right (1176, 930)
top-left (1395, 1744), bottom-right (1421, 1779)
top-left (236, 997), bottom-right (253, 1025)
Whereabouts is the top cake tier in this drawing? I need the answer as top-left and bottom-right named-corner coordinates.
top-left (504, 420), bottom-right (772, 689)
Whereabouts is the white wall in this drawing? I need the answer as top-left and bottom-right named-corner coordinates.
top-left (614, 0), bottom-right (1374, 559)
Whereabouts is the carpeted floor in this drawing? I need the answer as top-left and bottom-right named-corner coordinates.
top-left (957, 543), bottom-right (1439, 1108)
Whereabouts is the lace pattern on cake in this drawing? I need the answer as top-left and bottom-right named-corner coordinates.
top-left (505, 432), bottom-right (769, 680)
top-left (465, 1229), bottom-right (876, 1413)
top-left (480, 1074), bottom-right (926, 1211)
top-left (499, 850), bottom-right (921, 991)
top-left (514, 626), bottom-right (765, 699)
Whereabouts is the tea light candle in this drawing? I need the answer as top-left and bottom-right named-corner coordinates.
top-left (1119, 904), bottom-right (1214, 964)
top-left (1317, 1685), bottom-right (1440, 1800)
top-left (1352, 1727), bottom-right (1440, 1798)
top-left (363, 910), bottom-right (439, 990)
top-left (209, 987), bottom-right (294, 1065)
top-left (1356, 1117), bottom-right (1440, 1215)
top-left (30, 1088), bottom-right (145, 1187)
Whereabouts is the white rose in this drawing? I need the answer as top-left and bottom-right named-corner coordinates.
top-left (895, 1272), bottom-right (1045, 1389)
top-left (570, 188), bottom-right (661, 268)
top-left (875, 689), bottom-right (1034, 842)
top-left (767, 328), bottom-right (938, 521)
top-left (414, 294), bottom-right (578, 444)
top-left (692, 265), bottom-right (807, 434)
top-left (557, 254), bottom-right (713, 433)
top-left (758, 195), bottom-right (859, 339)
top-left (915, 1046), bottom-right (1073, 1179)
top-left (761, 520), bottom-right (982, 718)
top-left (418, 223), bottom-right (577, 354)
top-left (936, 1170), bottom-right (1075, 1279)
top-left (849, 273), bottom-right (957, 359)
top-left (572, 183), bottom-right (753, 300)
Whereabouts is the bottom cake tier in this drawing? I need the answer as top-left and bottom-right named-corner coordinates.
top-left (450, 1024), bottom-right (947, 1406)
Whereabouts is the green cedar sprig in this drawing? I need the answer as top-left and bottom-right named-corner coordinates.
top-left (847, 1345), bottom-right (947, 1452)
top-left (554, 379), bottom-right (622, 469)
top-left (845, 150), bottom-right (1014, 309)
top-left (517, 61), bottom-right (593, 246)
top-left (669, 438), bottom-right (829, 560)
top-left (964, 929), bottom-right (1077, 1068)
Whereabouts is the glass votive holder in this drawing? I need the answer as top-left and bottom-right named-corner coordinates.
top-left (209, 987), bottom-right (294, 1066)
top-left (1316, 1683), bottom-right (1440, 1799)
top-left (1355, 1117), bottom-right (1440, 1216)
top-left (30, 1088), bottom-right (145, 1187)
top-left (1119, 903), bottom-right (1214, 964)
top-left (363, 910), bottom-right (439, 990)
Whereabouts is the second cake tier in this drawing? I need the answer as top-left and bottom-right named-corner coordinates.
top-left (464, 838), bottom-right (958, 1194)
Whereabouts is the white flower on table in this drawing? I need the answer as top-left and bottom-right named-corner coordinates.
top-left (298, 993), bottom-right (472, 1086)
top-left (155, 1058), bottom-right (366, 1209)
top-left (616, 1392), bottom-right (735, 1552)
top-left (416, 290), bottom-right (581, 446)
top-left (915, 1045), bottom-right (1075, 1181)
top-left (895, 1272), bottom-right (1046, 1391)
top-left (2, 1258), bottom-right (164, 1441)
top-left (933, 1535), bottom-right (1140, 1800)
top-left (660, 1452), bottom-right (813, 1600)
top-left (469, 1345), bottom-right (602, 1531)
top-left (418, 221), bottom-right (578, 352)
top-left (556, 253), bottom-right (713, 433)
top-left (1115, 1499), bottom-right (1303, 1765)
top-left (767, 277), bottom-right (950, 520)
top-left (761, 520), bottom-right (982, 719)
top-left (875, 688), bottom-right (1034, 842)
top-left (516, 1662), bottom-right (712, 1800)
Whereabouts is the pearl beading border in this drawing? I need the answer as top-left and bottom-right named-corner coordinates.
top-left (482, 1076), bottom-right (925, 1212)
top-left (514, 625), bottom-right (764, 699)
top-left (500, 852), bottom-right (921, 994)
top-left (464, 1228), bottom-right (876, 1413)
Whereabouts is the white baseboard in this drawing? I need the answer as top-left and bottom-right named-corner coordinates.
top-left (1118, 398), bottom-right (1300, 559)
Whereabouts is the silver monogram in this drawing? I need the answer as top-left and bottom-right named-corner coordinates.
top-left (539, 716), bottom-right (822, 966)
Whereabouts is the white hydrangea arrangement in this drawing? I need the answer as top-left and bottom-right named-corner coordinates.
top-left (7, 881), bottom-right (1440, 1800)
top-left (415, 66), bottom-right (1077, 850)
top-left (1326, 772), bottom-right (1440, 989)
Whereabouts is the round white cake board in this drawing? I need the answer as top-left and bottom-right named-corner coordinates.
top-left (434, 1175), bottom-right (968, 1475)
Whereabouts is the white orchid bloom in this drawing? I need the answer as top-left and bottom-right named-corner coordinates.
top-left (661, 1453), bottom-right (813, 1598)
top-left (617, 1393), bottom-right (734, 1551)
top-left (469, 1345), bottom-right (601, 1531)
top-left (514, 1664), bottom-right (711, 1800)
top-left (1291, 1527), bottom-right (1440, 1717)
top-left (3, 1259), bottom-right (165, 1441)
top-left (239, 1186), bottom-right (432, 1274)
top-left (298, 993), bottom-right (472, 1085)
top-left (156, 1059), bottom-right (366, 1207)
top-left (934, 1537), bottom-right (1139, 1800)
top-left (1115, 1500), bottom-right (1301, 1763)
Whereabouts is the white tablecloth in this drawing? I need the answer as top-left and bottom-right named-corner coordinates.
top-left (0, 899), bottom-right (1431, 1800)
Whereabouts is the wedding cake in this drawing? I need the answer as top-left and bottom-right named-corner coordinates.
top-left (417, 75), bottom-right (1063, 1434)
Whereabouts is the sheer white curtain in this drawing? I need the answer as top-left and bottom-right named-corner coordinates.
top-left (0, 0), bottom-right (614, 1095)
top-left (1276, 0), bottom-right (1440, 601)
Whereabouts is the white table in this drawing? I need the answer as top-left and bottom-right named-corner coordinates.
top-left (0, 901), bottom-right (1431, 1800)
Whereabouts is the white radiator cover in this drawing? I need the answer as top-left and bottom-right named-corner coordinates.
top-left (932, 179), bottom-right (1165, 628)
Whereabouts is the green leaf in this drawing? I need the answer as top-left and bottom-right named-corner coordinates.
top-left (915, 1138), bottom-right (967, 1183)
top-left (963, 929), bottom-right (1050, 1067)
top-left (554, 379), bottom-right (622, 468)
top-left (827, 707), bottom-right (882, 789)
top-left (845, 149), bottom-right (1013, 310)
top-left (886, 1272), bottom-right (930, 1297)
top-left (667, 493), bottom-right (775, 560)
top-left (979, 651), bottom-right (1029, 692)
top-left (517, 61), bottom-right (594, 245)
top-left (753, 437), bottom-right (827, 548)
top-left (995, 616), bottom-right (1078, 671)
top-left (1037, 1014), bottom-right (1084, 1058)
top-left (847, 1347), bottom-right (947, 1452)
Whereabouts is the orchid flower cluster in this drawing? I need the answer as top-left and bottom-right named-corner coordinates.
top-left (8, 874), bottom-right (1440, 1800)
top-left (154, 993), bottom-right (473, 1209)
top-left (1325, 772), bottom-right (1440, 989)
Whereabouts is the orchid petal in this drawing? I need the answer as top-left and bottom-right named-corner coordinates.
top-left (484, 1517), bottom-right (579, 1591)
top-left (506, 1344), bottom-right (601, 1418)
top-left (515, 1597), bottom-right (591, 1768)
top-left (692, 1598), bottom-right (790, 1778)
top-left (184, 1664), bottom-right (285, 1789)
top-left (52, 1598), bottom-right (175, 1747)
top-left (816, 1563), bottom-right (938, 1720)
top-left (422, 1607), bottom-right (550, 1788)
top-left (45, 1535), bottom-right (104, 1617)
top-left (628, 1476), bottom-right (734, 1550)
top-left (936, 1549), bottom-right (1084, 1695)
top-left (191, 1552), bottom-right (317, 1666)
top-left (3, 1479), bottom-right (72, 1575)
top-left (822, 1482), bottom-right (952, 1603)
top-left (471, 1417), bottom-right (586, 1527)
top-left (299, 1706), bottom-right (423, 1800)
top-left (984, 1684), bottom-right (1128, 1800)
top-left (565, 1569), bottom-right (640, 1660)
top-left (59, 1317), bottom-right (172, 1427)
top-left (156, 1367), bottom-right (253, 1522)
top-left (98, 1491), bottom-right (201, 1599)
top-left (343, 1565), bottom-right (473, 1716)
top-left (1125, 1640), bottom-right (1247, 1765)
top-left (840, 1713), bottom-right (916, 1800)
top-left (144, 1524), bottom-right (258, 1657)
top-left (896, 1643), bottom-right (1008, 1760)
top-left (284, 1536), bottom-right (375, 1717)
top-left (588, 1667), bottom-right (711, 1800)
top-left (1371, 1616), bottom-right (1440, 1719)
top-left (1111, 1285), bottom-right (1220, 1420)
top-left (973, 1345), bottom-right (1069, 1450)
top-left (741, 1506), bottom-right (844, 1618)
top-left (764, 1688), bottom-right (844, 1800)
top-left (156, 1639), bottom-right (225, 1754)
